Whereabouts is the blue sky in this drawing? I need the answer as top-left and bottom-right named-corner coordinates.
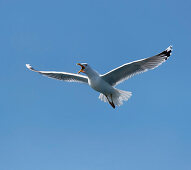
top-left (0, 0), bottom-right (191, 170)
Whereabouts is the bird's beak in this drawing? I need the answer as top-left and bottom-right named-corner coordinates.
top-left (77, 63), bottom-right (85, 74)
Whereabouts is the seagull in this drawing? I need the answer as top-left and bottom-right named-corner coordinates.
top-left (26, 45), bottom-right (172, 108)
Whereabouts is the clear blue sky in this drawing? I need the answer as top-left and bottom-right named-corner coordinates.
top-left (1, 0), bottom-right (191, 170)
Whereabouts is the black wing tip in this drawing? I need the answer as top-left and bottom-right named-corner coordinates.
top-left (159, 45), bottom-right (173, 60)
top-left (165, 45), bottom-right (173, 57)
top-left (165, 45), bottom-right (173, 59)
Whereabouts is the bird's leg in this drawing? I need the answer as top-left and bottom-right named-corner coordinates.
top-left (106, 95), bottom-right (115, 109)
top-left (110, 94), bottom-right (115, 109)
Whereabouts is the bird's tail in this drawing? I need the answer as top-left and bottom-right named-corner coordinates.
top-left (99, 89), bottom-right (132, 107)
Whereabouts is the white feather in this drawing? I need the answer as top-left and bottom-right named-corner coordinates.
top-left (101, 46), bottom-right (173, 86)
top-left (26, 64), bottom-right (88, 84)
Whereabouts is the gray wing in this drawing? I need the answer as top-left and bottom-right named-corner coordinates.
top-left (101, 46), bottom-right (173, 86)
top-left (26, 64), bottom-right (88, 84)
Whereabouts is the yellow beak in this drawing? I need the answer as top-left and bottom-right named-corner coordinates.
top-left (77, 63), bottom-right (85, 74)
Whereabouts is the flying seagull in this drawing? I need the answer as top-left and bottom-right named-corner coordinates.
top-left (26, 45), bottom-right (172, 108)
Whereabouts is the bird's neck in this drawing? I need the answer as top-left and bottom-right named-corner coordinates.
top-left (85, 68), bottom-right (100, 79)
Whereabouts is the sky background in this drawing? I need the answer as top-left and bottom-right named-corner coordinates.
top-left (0, 0), bottom-right (191, 170)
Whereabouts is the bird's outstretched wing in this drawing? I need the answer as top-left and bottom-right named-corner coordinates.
top-left (26, 64), bottom-right (88, 84)
top-left (101, 46), bottom-right (173, 86)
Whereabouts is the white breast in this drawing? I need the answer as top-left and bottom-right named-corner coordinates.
top-left (89, 76), bottom-right (114, 94)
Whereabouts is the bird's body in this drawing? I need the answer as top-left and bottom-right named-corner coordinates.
top-left (85, 67), bottom-right (114, 94)
top-left (84, 68), bottom-right (122, 108)
top-left (26, 45), bottom-right (173, 108)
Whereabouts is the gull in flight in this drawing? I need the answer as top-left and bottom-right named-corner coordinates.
top-left (26, 45), bottom-right (172, 108)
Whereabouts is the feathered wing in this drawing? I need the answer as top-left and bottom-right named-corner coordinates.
top-left (26, 64), bottom-right (88, 84)
top-left (101, 46), bottom-right (173, 86)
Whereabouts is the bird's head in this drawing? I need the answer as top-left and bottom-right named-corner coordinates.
top-left (77, 63), bottom-right (89, 74)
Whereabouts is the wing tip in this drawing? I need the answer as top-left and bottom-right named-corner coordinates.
top-left (166, 45), bottom-right (173, 52)
top-left (26, 64), bottom-right (37, 72)
top-left (166, 45), bottom-right (173, 57)
top-left (26, 64), bottom-right (31, 69)
top-left (160, 45), bottom-right (173, 60)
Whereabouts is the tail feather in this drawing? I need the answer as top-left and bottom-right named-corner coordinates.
top-left (99, 89), bottom-right (132, 107)
top-left (99, 93), bottom-right (108, 103)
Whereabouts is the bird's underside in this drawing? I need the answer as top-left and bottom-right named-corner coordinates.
top-left (26, 45), bottom-right (173, 108)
